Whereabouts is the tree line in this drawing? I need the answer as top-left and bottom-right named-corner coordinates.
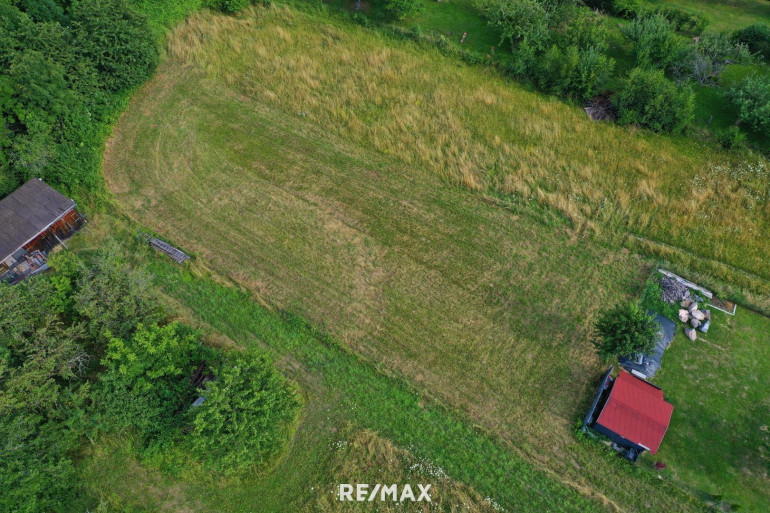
top-left (0, 0), bottom-right (158, 198)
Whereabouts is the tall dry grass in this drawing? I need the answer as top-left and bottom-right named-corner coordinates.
top-left (166, 6), bottom-right (770, 286)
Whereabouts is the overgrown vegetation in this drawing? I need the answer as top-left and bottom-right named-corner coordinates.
top-left (613, 67), bottom-right (694, 133)
top-left (0, 248), bottom-right (298, 510)
top-left (639, 272), bottom-right (679, 320)
top-left (728, 74), bottom-right (770, 135)
top-left (0, 0), bottom-right (158, 198)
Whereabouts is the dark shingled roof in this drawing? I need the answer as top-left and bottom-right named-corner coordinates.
top-left (0, 179), bottom-right (75, 262)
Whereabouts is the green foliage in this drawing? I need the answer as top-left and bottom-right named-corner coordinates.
top-left (0, 0), bottom-right (161, 198)
top-left (670, 33), bottom-right (752, 85)
top-left (715, 125), bottom-right (746, 150)
top-left (70, 0), bottom-right (159, 93)
top-left (728, 74), bottom-right (770, 134)
top-left (638, 275), bottom-right (679, 321)
top-left (565, 9), bottom-right (611, 53)
top-left (189, 349), bottom-right (299, 472)
top-left (477, 0), bottom-right (550, 52)
top-left (592, 302), bottom-right (658, 361)
top-left (384, 0), bottom-right (423, 20)
top-left (614, 67), bottom-right (694, 133)
top-left (581, 0), bottom-right (641, 18)
top-left (204, 0), bottom-right (250, 14)
top-left (95, 323), bottom-right (207, 439)
top-left (733, 24), bottom-right (770, 61)
top-left (621, 13), bottom-right (681, 69)
top-left (650, 6), bottom-right (708, 36)
top-left (74, 246), bottom-right (163, 341)
top-left (0, 278), bottom-right (89, 512)
top-left (536, 44), bottom-right (614, 101)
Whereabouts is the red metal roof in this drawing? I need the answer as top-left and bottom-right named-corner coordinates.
top-left (595, 370), bottom-right (673, 454)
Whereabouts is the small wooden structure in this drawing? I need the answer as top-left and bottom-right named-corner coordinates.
top-left (584, 368), bottom-right (674, 462)
top-left (0, 179), bottom-right (84, 283)
top-left (148, 236), bottom-right (189, 263)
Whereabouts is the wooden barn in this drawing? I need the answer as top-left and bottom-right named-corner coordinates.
top-left (584, 368), bottom-right (674, 462)
top-left (0, 179), bottom-right (84, 283)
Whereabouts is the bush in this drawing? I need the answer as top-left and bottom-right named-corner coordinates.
top-left (652, 6), bottom-right (707, 35)
top-left (536, 45), bottom-right (614, 101)
top-left (189, 349), bottom-right (299, 472)
top-left (669, 33), bottom-right (752, 85)
top-left (565, 9), bottom-right (612, 53)
top-left (477, 0), bottom-right (551, 52)
top-left (614, 67), bottom-right (694, 133)
top-left (384, 0), bottom-right (423, 20)
top-left (728, 75), bottom-right (770, 135)
top-left (622, 13), bottom-right (681, 69)
top-left (204, 0), bottom-right (250, 13)
top-left (715, 126), bottom-right (746, 150)
top-left (639, 275), bottom-right (679, 320)
top-left (74, 246), bottom-right (163, 341)
top-left (733, 24), bottom-right (770, 61)
top-left (593, 302), bottom-right (658, 361)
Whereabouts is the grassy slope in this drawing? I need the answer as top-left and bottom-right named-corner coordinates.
top-left (654, 308), bottom-right (770, 512)
top-left (95, 5), bottom-right (770, 511)
top-left (168, 7), bottom-right (770, 291)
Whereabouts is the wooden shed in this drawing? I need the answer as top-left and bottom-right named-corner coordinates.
top-left (586, 369), bottom-right (674, 461)
top-left (0, 179), bottom-right (84, 283)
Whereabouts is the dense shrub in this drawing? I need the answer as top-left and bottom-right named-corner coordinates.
top-left (728, 75), bottom-right (770, 135)
top-left (477, 0), bottom-right (550, 52)
top-left (593, 302), bottom-right (658, 361)
top-left (581, 0), bottom-right (641, 18)
top-left (670, 33), bottom-right (752, 85)
top-left (189, 349), bottom-right (299, 472)
top-left (733, 24), bottom-right (770, 61)
top-left (0, 277), bottom-right (88, 511)
top-left (204, 0), bottom-right (251, 14)
top-left (622, 13), bottom-right (681, 69)
top-left (74, 247), bottom-right (163, 341)
top-left (95, 323), bottom-right (208, 439)
top-left (536, 45), bottom-right (614, 101)
top-left (383, 0), bottom-right (423, 20)
top-left (613, 67), bottom-right (694, 133)
top-left (715, 126), bottom-right (746, 150)
top-left (638, 275), bottom-right (679, 320)
top-left (565, 9), bottom-right (612, 53)
top-left (651, 5), bottom-right (707, 35)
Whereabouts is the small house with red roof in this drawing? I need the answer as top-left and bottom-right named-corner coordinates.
top-left (583, 367), bottom-right (674, 461)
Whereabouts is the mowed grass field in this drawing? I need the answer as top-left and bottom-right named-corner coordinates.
top-left (102, 5), bottom-right (768, 511)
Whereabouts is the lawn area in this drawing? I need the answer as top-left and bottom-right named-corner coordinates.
top-left (642, 0), bottom-right (770, 32)
top-left (653, 307), bottom-right (770, 512)
top-left (97, 5), bottom-right (770, 511)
